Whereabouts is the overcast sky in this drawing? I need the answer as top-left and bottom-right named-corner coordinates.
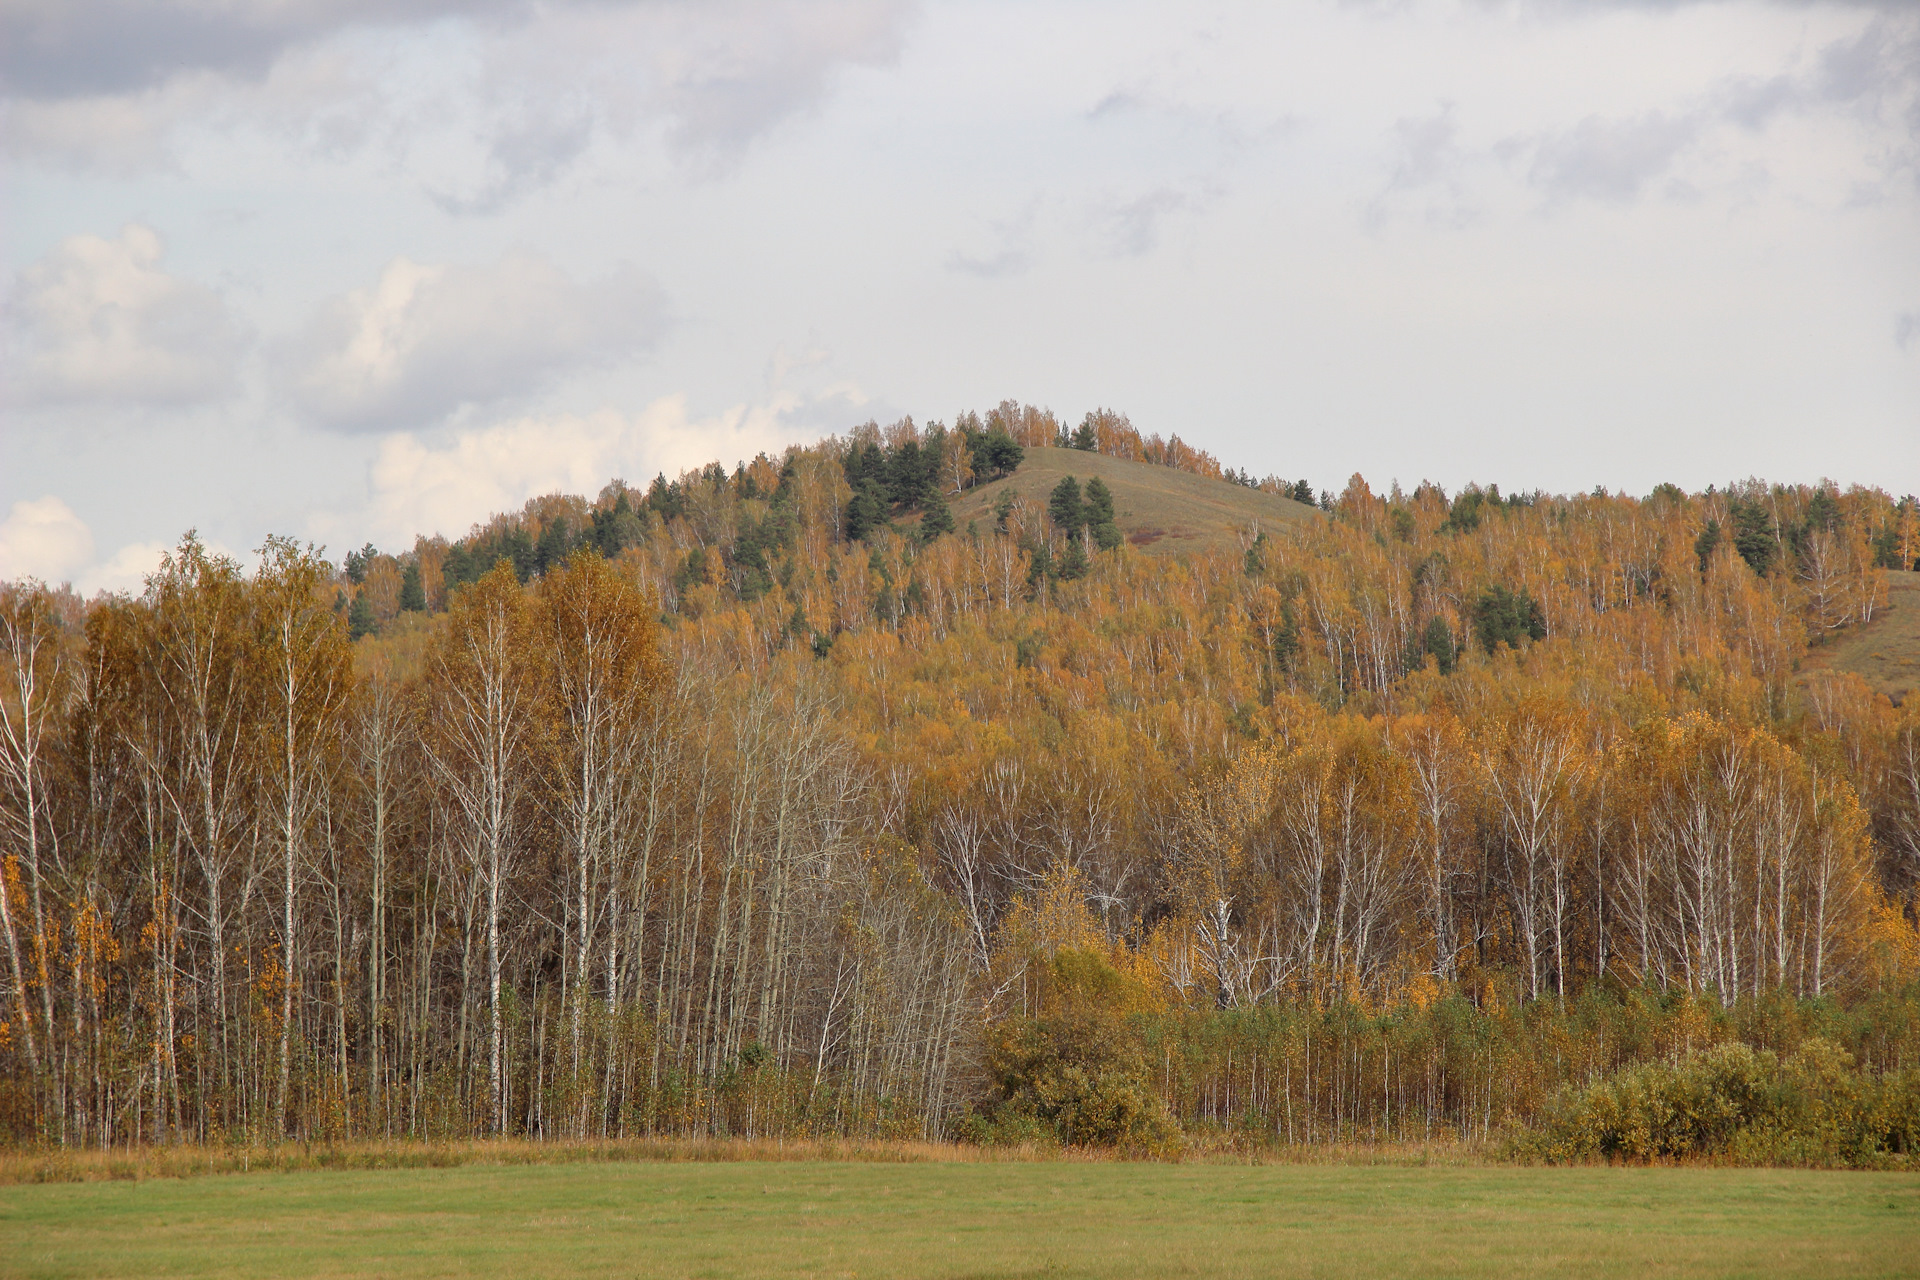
top-left (3, 0), bottom-right (1916, 592)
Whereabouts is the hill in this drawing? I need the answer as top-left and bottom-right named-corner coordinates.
top-left (952, 446), bottom-right (1321, 554)
top-left (1802, 569), bottom-right (1920, 703)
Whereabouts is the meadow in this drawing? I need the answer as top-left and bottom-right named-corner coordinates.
top-left (2, 1150), bottom-right (1916, 1280)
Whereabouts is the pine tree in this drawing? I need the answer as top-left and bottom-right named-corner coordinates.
top-left (1049, 476), bottom-right (1085, 534)
top-left (919, 488), bottom-right (955, 542)
top-left (400, 561), bottom-right (427, 613)
top-left (348, 590), bottom-right (378, 640)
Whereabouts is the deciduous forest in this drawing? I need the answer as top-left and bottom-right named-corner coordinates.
top-left (4, 402), bottom-right (1920, 1162)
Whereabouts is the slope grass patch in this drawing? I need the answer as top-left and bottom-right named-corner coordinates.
top-left (1802, 570), bottom-right (1920, 702)
top-left (953, 447), bottom-right (1318, 557)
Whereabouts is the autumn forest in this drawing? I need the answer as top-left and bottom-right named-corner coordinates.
top-left (4, 402), bottom-right (1920, 1163)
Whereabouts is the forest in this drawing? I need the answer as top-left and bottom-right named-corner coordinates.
top-left (3, 400), bottom-right (1920, 1161)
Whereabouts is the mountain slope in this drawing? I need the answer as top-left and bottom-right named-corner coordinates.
top-left (1801, 569), bottom-right (1920, 703)
top-left (952, 447), bottom-right (1320, 554)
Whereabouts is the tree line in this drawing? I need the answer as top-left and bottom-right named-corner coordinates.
top-left (3, 410), bottom-right (1919, 1151)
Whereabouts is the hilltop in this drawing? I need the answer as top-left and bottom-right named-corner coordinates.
top-left (954, 446), bottom-right (1320, 555)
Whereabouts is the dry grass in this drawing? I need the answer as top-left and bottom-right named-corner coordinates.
top-left (0, 1135), bottom-right (1496, 1185)
top-left (1801, 569), bottom-right (1920, 703)
top-left (952, 447), bottom-right (1319, 557)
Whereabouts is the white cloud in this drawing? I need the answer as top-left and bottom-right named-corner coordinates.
top-left (277, 250), bottom-right (667, 431)
top-left (79, 541), bottom-right (173, 597)
top-left (354, 393), bottom-right (805, 546)
top-left (7, 224), bottom-right (248, 407)
top-left (0, 498), bottom-right (218, 596)
top-left (0, 497), bottom-right (96, 584)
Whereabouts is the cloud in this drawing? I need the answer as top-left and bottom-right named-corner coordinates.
top-left (1100, 188), bottom-right (1188, 257)
top-left (1368, 103), bottom-right (1484, 229)
top-left (1898, 311), bottom-right (1920, 352)
top-left (0, 497), bottom-right (96, 584)
top-left (355, 394), bottom-right (803, 545)
top-left (1518, 111), bottom-right (1699, 204)
top-left (0, 0), bottom-right (517, 100)
top-left (948, 202), bottom-right (1038, 279)
top-left (4, 1), bottom-right (915, 190)
top-left (434, 106), bottom-right (597, 216)
top-left (0, 496), bottom-right (229, 596)
top-left (277, 249), bottom-right (667, 431)
top-left (80, 541), bottom-right (174, 596)
top-left (639, 0), bottom-right (913, 166)
top-left (6, 223), bottom-right (248, 407)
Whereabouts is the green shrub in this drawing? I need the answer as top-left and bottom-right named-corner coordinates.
top-left (975, 951), bottom-right (1182, 1154)
top-left (1527, 1037), bottom-right (1919, 1167)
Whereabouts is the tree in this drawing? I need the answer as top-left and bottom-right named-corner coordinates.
top-left (1048, 477), bottom-right (1085, 535)
top-left (348, 590), bottom-right (377, 640)
top-left (253, 537), bottom-right (351, 1133)
top-left (1056, 538), bottom-right (1089, 581)
top-left (1731, 499), bottom-right (1778, 575)
top-left (535, 550), bottom-right (666, 1134)
top-left (1694, 518), bottom-right (1722, 572)
top-left (535, 519), bottom-right (572, 576)
top-left (427, 562), bottom-right (539, 1133)
top-left (975, 430), bottom-right (1024, 481)
top-left (399, 562), bottom-right (427, 613)
top-left (919, 489), bottom-right (955, 542)
top-left (1419, 615), bottom-right (1457, 674)
top-left (1473, 584), bottom-right (1545, 653)
top-left (0, 582), bottom-right (71, 1077)
top-left (1083, 478), bottom-right (1121, 551)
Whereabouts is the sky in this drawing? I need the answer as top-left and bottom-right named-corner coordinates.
top-left (2, 0), bottom-right (1917, 593)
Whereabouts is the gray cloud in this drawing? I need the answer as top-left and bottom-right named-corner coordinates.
top-left (3, 0), bottom-right (916, 192)
top-left (1101, 188), bottom-right (1187, 257)
top-left (1522, 111), bottom-right (1699, 204)
top-left (1368, 103), bottom-right (1485, 230)
top-left (434, 106), bottom-right (597, 216)
top-left (647, 1), bottom-right (912, 165)
top-left (1898, 311), bottom-right (1920, 352)
top-left (275, 250), bottom-right (667, 431)
top-left (0, 0), bottom-right (522, 100)
top-left (6, 223), bottom-right (248, 407)
top-left (947, 202), bottom-right (1037, 279)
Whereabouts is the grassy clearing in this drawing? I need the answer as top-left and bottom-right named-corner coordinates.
top-left (953, 446), bottom-right (1318, 556)
top-left (3, 1156), bottom-right (1915, 1279)
top-left (1802, 569), bottom-right (1920, 701)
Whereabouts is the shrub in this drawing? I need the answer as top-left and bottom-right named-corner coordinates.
top-left (1526, 1037), bottom-right (1920, 1167)
top-left (974, 950), bottom-right (1182, 1154)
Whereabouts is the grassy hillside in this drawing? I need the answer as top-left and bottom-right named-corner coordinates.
top-left (953, 446), bottom-right (1320, 555)
top-left (1802, 570), bottom-right (1920, 702)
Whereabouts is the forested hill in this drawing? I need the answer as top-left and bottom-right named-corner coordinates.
top-left (4, 399), bottom-right (1920, 1155)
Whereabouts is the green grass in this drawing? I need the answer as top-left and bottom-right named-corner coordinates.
top-left (3, 1158), bottom-right (1916, 1279)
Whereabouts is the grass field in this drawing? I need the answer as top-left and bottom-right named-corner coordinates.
top-left (3, 1156), bottom-right (1916, 1279)
top-left (953, 447), bottom-right (1319, 557)
top-left (1801, 569), bottom-right (1920, 703)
